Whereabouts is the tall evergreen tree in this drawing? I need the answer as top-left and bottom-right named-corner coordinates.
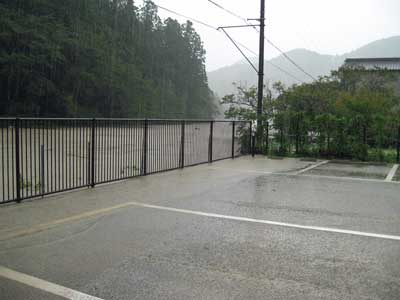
top-left (0, 0), bottom-right (217, 118)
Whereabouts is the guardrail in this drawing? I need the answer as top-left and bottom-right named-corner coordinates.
top-left (0, 118), bottom-right (251, 204)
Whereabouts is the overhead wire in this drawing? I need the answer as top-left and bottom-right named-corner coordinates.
top-left (264, 38), bottom-right (317, 81)
top-left (206, 0), bottom-right (317, 81)
top-left (155, 5), bottom-right (257, 68)
top-left (233, 44), bottom-right (304, 83)
top-left (156, 4), bottom-right (216, 30)
top-left (207, 0), bottom-right (246, 22)
top-left (156, 3), bottom-right (304, 83)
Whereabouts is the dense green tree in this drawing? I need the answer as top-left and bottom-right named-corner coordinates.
top-left (0, 0), bottom-right (217, 118)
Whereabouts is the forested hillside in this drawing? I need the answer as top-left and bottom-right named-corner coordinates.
top-left (0, 0), bottom-right (217, 118)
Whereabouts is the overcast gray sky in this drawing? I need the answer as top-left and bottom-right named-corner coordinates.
top-left (139, 0), bottom-right (400, 72)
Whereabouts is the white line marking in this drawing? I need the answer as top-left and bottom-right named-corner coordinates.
top-left (0, 266), bottom-right (104, 300)
top-left (4, 200), bottom-right (400, 243)
top-left (385, 164), bottom-right (399, 182)
top-left (212, 166), bottom-right (400, 184)
top-left (295, 160), bottom-right (329, 175)
top-left (128, 201), bottom-right (400, 241)
top-left (297, 173), bottom-right (400, 184)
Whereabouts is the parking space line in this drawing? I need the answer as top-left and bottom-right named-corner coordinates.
top-left (127, 201), bottom-right (400, 241)
top-left (385, 164), bottom-right (399, 182)
top-left (212, 166), bottom-right (400, 184)
top-left (3, 199), bottom-right (400, 244)
top-left (295, 160), bottom-right (329, 175)
top-left (0, 266), bottom-right (104, 300)
top-left (296, 173), bottom-right (400, 184)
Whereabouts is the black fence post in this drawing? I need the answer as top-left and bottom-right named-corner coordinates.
top-left (90, 118), bottom-right (96, 188)
top-left (209, 121), bottom-right (214, 163)
top-left (248, 121), bottom-right (252, 155)
top-left (180, 120), bottom-right (185, 168)
top-left (265, 121), bottom-right (269, 155)
top-left (142, 119), bottom-right (148, 175)
top-left (87, 141), bottom-right (90, 187)
top-left (397, 125), bottom-right (400, 163)
top-left (252, 136), bottom-right (256, 157)
top-left (231, 121), bottom-right (235, 159)
top-left (15, 118), bottom-right (21, 203)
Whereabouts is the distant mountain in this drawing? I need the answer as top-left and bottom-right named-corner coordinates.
top-left (208, 36), bottom-right (400, 97)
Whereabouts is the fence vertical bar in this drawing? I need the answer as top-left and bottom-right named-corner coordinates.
top-left (231, 121), bottom-right (235, 159)
top-left (142, 119), bottom-right (148, 175)
top-left (265, 121), bottom-right (269, 155)
top-left (252, 136), bottom-right (256, 157)
top-left (251, 121), bottom-right (255, 157)
top-left (248, 121), bottom-right (252, 155)
top-left (15, 118), bottom-right (21, 202)
top-left (180, 120), bottom-right (185, 168)
top-left (87, 141), bottom-right (90, 187)
top-left (209, 121), bottom-right (214, 163)
top-left (397, 125), bottom-right (400, 163)
top-left (40, 144), bottom-right (45, 196)
top-left (29, 122), bottom-right (32, 197)
top-left (90, 118), bottom-right (96, 188)
top-left (1, 123), bottom-right (5, 202)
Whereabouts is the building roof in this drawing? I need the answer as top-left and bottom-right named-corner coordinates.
top-left (343, 58), bottom-right (400, 71)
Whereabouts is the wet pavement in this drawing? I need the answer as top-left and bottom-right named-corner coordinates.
top-left (0, 156), bottom-right (399, 300)
top-left (394, 167), bottom-right (400, 182)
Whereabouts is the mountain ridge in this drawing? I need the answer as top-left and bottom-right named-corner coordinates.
top-left (208, 36), bottom-right (400, 96)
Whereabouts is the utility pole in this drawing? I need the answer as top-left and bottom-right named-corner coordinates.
top-left (256, 0), bottom-right (265, 150)
top-left (217, 1), bottom-right (265, 152)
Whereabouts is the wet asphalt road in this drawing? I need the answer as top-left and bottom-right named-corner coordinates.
top-left (0, 157), bottom-right (399, 300)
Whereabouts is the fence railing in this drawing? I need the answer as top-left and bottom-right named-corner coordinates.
top-left (0, 118), bottom-right (251, 204)
top-left (265, 126), bottom-right (400, 163)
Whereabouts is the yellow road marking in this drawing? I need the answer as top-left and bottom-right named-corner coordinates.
top-left (0, 202), bottom-right (133, 241)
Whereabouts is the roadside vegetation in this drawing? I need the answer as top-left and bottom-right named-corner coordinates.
top-left (223, 68), bottom-right (400, 162)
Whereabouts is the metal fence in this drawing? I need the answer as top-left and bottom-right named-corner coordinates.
top-left (0, 118), bottom-right (251, 204)
top-left (265, 124), bottom-right (400, 163)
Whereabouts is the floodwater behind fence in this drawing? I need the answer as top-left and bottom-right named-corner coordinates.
top-left (0, 119), bottom-right (251, 204)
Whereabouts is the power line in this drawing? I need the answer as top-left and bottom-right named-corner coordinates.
top-left (156, 4), bottom-right (216, 30)
top-left (206, 0), bottom-right (317, 81)
top-left (208, 1), bottom-right (304, 83)
top-left (224, 42), bottom-right (304, 84)
top-left (219, 27), bottom-right (259, 74)
top-left (264, 38), bottom-right (317, 81)
top-left (266, 61), bottom-right (304, 83)
top-left (155, 3), bottom-right (303, 83)
top-left (207, 0), bottom-right (247, 22)
top-left (155, 5), bottom-right (257, 64)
